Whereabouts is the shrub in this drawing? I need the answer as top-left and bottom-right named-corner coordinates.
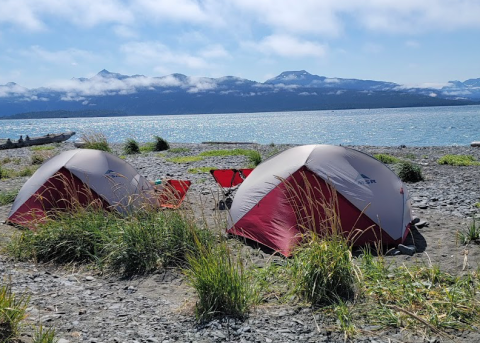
top-left (153, 136), bottom-right (170, 151)
top-left (0, 166), bottom-right (5, 179)
top-left (123, 138), bottom-right (140, 155)
top-left (0, 284), bottom-right (29, 342)
top-left (81, 131), bottom-right (111, 152)
top-left (186, 242), bottom-right (256, 321)
top-left (437, 154), bottom-right (480, 166)
top-left (397, 162), bottom-right (423, 182)
top-left (373, 153), bottom-right (400, 164)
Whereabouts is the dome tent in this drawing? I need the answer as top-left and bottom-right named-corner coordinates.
top-left (227, 145), bottom-right (412, 256)
top-left (8, 149), bottom-right (156, 228)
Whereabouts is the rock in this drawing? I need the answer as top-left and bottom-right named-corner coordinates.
top-left (397, 244), bottom-right (416, 256)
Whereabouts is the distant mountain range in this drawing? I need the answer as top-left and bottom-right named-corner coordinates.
top-left (0, 70), bottom-right (479, 119)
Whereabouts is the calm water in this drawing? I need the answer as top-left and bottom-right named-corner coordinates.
top-left (1, 105), bottom-right (479, 146)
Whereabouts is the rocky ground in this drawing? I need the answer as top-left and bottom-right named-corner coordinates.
top-left (1, 142), bottom-right (480, 343)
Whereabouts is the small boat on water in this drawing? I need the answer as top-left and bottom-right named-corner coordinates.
top-left (0, 131), bottom-right (75, 150)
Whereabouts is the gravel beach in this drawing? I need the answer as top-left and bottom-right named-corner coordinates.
top-left (1, 142), bottom-right (479, 343)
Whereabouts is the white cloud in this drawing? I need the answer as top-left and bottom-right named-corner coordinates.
top-left (121, 41), bottom-right (213, 70)
top-left (246, 35), bottom-right (327, 58)
top-left (113, 25), bottom-right (138, 38)
top-left (362, 42), bottom-right (383, 54)
top-left (2, 0), bottom-right (480, 36)
top-left (0, 83), bottom-right (30, 97)
top-left (405, 40), bottom-right (420, 48)
top-left (21, 46), bottom-right (96, 65)
top-left (0, 0), bottom-right (133, 31)
top-left (397, 82), bottom-right (450, 90)
top-left (199, 45), bottom-right (230, 59)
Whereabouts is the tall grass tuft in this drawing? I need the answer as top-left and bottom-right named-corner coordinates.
top-left (153, 135), bottom-right (170, 151)
top-left (10, 208), bottom-right (117, 264)
top-left (186, 241), bottom-right (256, 321)
top-left (33, 325), bottom-right (57, 343)
top-left (246, 150), bottom-right (262, 167)
top-left (123, 138), bottom-right (140, 155)
top-left (81, 131), bottom-right (111, 152)
top-left (279, 173), bottom-right (360, 305)
top-left (110, 211), bottom-right (213, 276)
top-left (292, 233), bottom-right (357, 305)
top-left (457, 218), bottom-right (480, 244)
top-left (0, 283), bottom-right (29, 342)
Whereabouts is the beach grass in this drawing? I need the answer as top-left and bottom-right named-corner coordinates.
top-left (168, 147), bottom-right (191, 154)
top-left (32, 325), bottom-right (57, 343)
top-left (188, 167), bottom-right (216, 174)
top-left (200, 148), bottom-right (262, 166)
top-left (110, 210), bottom-right (214, 276)
top-left (0, 166), bottom-right (38, 179)
top-left (140, 142), bottom-right (156, 153)
top-left (30, 145), bottom-right (55, 151)
top-left (0, 189), bottom-right (19, 206)
top-left (186, 240), bottom-right (257, 321)
top-left (437, 154), bottom-right (480, 166)
top-left (167, 156), bottom-right (204, 163)
top-left (373, 153), bottom-right (401, 164)
top-left (9, 204), bottom-right (214, 277)
top-left (80, 131), bottom-right (111, 152)
top-left (457, 218), bottom-right (480, 244)
top-left (123, 138), bottom-right (140, 155)
top-left (153, 135), bottom-right (170, 151)
top-left (0, 283), bottom-right (29, 342)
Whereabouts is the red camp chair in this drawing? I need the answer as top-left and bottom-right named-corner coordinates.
top-left (158, 179), bottom-right (192, 209)
top-left (210, 168), bottom-right (254, 209)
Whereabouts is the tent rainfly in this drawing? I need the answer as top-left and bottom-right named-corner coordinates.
top-left (227, 145), bottom-right (413, 256)
top-left (7, 149), bottom-right (156, 228)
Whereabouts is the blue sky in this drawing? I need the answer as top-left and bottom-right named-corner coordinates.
top-left (1, 0), bottom-right (480, 89)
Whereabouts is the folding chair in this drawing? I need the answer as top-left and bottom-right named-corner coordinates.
top-left (158, 179), bottom-right (192, 209)
top-left (210, 168), bottom-right (254, 209)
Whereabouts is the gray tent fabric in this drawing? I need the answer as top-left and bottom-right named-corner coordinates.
top-left (228, 145), bottom-right (412, 254)
top-left (9, 149), bottom-right (156, 220)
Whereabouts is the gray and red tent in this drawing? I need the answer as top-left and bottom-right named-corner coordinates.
top-left (7, 149), bottom-right (157, 228)
top-left (227, 145), bottom-right (412, 256)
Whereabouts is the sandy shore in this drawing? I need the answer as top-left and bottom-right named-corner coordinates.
top-left (1, 142), bottom-right (479, 342)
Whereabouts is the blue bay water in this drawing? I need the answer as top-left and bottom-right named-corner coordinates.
top-left (0, 105), bottom-right (479, 146)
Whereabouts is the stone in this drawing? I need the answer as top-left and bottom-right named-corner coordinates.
top-left (397, 244), bottom-right (416, 256)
